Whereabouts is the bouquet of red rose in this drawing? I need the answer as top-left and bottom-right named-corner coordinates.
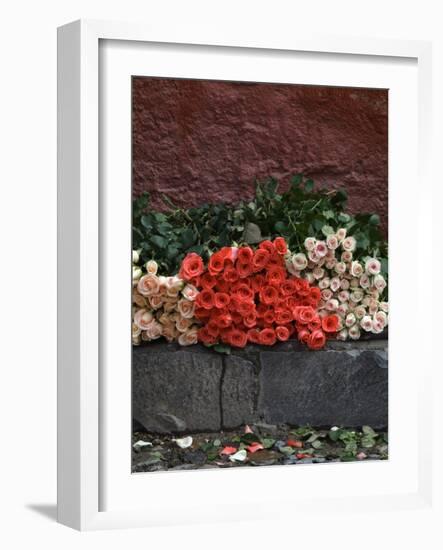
top-left (178, 237), bottom-right (339, 350)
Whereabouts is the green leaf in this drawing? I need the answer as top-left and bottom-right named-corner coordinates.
top-left (150, 235), bottom-right (168, 248)
top-left (362, 426), bottom-right (377, 436)
top-left (141, 215), bottom-right (152, 230)
top-left (213, 344), bottom-right (231, 355)
top-left (274, 221), bottom-right (286, 233)
top-left (180, 227), bottom-right (195, 248)
top-left (304, 179), bottom-right (314, 192)
top-left (262, 438), bottom-right (276, 449)
top-left (242, 222), bottom-right (262, 244)
top-left (321, 224), bottom-right (335, 236)
top-left (369, 214), bottom-right (380, 225)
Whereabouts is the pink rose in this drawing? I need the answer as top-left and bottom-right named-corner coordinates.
top-left (177, 298), bottom-right (195, 319)
top-left (321, 289), bottom-right (333, 301)
top-left (318, 277), bottom-right (330, 289)
top-left (182, 284), bottom-right (199, 301)
top-left (348, 325), bottom-right (361, 340)
top-left (325, 299), bottom-right (339, 311)
top-left (341, 251), bottom-right (353, 263)
top-left (350, 261), bottom-right (363, 277)
top-left (145, 260), bottom-right (158, 275)
top-left (334, 262), bottom-right (346, 275)
top-left (176, 317), bottom-right (192, 333)
top-left (336, 228), bottom-right (347, 241)
top-left (144, 320), bottom-right (163, 340)
top-left (326, 234), bottom-right (339, 250)
top-left (137, 274), bottom-right (160, 297)
top-left (148, 295), bottom-right (164, 310)
top-left (304, 237), bottom-right (316, 251)
top-left (360, 315), bottom-right (373, 331)
top-left (315, 241), bottom-right (328, 258)
top-left (178, 327), bottom-right (199, 346)
top-left (330, 277), bottom-right (341, 292)
top-left (134, 308), bottom-right (154, 330)
top-left (365, 258), bottom-right (381, 275)
top-left (342, 236), bottom-right (356, 252)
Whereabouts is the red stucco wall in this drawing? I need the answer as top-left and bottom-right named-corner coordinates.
top-left (132, 78), bottom-right (388, 234)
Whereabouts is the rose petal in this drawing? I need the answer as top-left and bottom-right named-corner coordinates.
top-left (229, 449), bottom-right (248, 462)
top-left (244, 425), bottom-right (254, 434)
top-left (220, 446), bottom-right (237, 456)
top-left (287, 439), bottom-right (303, 448)
top-left (174, 436), bottom-right (193, 449)
top-left (246, 442), bottom-right (264, 454)
top-left (132, 440), bottom-right (153, 451)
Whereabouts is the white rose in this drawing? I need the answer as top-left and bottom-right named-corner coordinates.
top-left (325, 259), bottom-right (337, 270)
top-left (336, 228), bottom-right (347, 241)
top-left (340, 279), bottom-right (350, 290)
top-left (337, 303), bottom-right (349, 316)
top-left (334, 262), bottom-right (346, 275)
top-left (132, 266), bottom-right (143, 282)
top-left (318, 277), bottom-right (330, 289)
top-left (292, 252), bottom-right (308, 271)
top-left (315, 241), bottom-right (328, 258)
top-left (374, 310), bottom-right (388, 327)
top-left (308, 250), bottom-right (319, 263)
top-left (350, 289), bottom-right (364, 303)
top-left (371, 319), bottom-right (384, 334)
top-left (341, 250), bottom-right (353, 263)
top-left (305, 272), bottom-right (315, 284)
top-left (330, 277), bottom-right (341, 292)
top-left (365, 258), bottom-right (381, 275)
top-left (348, 325), bottom-right (361, 340)
top-left (360, 315), bottom-right (373, 331)
top-left (313, 266), bottom-right (325, 280)
top-left (380, 301), bottom-right (389, 313)
top-left (338, 290), bottom-right (350, 303)
top-left (326, 234), bottom-right (339, 250)
top-left (132, 250), bottom-right (140, 264)
top-left (359, 274), bottom-right (370, 289)
top-left (373, 274), bottom-right (387, 292)
top-left (132, 323), bottom-right (141, 339)
top-left (321, 289), bottom-right (333, 301)
top-left (165, 275), bottom-right (184, 297)
top-left (345, 313), bottom-right (356, 327)
top-left (342, 236), bottom-right (357, 252)
top-left (350, 277), bottom-right (360, 289)
top-left (326, 299), bottom-right (339, 311)
top-left (304, 237), bottom-right (316, 251)
top-left (145, 259), bottom-right (159, 276)
top-left (354, 305), bottom-right (366, 319)
top-left (350, 261), bottom-right (364, 277)
top-left (337, 328), bottom-right (348, 341)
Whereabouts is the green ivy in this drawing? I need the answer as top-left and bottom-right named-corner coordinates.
top-left (132, 174), bottom-right (388, 276)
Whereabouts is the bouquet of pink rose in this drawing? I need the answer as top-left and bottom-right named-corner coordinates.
top-left (132, 251), bottom-right (201, 346)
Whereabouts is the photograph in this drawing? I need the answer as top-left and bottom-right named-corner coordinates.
top-left (130, 77), bottom-right (389, 473)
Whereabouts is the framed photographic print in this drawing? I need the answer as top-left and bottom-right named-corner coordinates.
top-left (57, 19), bottom-right (435, 531)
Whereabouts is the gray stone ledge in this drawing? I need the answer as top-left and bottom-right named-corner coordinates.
top-left (132, 339), bottom-right (388, 433)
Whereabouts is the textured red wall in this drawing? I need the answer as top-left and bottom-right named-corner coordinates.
top-left (132, 78), bottom-right (388, 234)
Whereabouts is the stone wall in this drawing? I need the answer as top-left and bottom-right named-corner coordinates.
top-left (132, 78), bottom-right (388, 235)
top-left (132, 339), bottom-right (388, 433)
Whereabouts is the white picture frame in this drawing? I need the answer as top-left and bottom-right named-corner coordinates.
top-left (57, 19), bottom-right (435, 531)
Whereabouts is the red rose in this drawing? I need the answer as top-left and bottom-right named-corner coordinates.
top-left (237, 300), bottom-right (255, 317)
top-left (263, 309), bottom-right (275, 325)
top-left (215, 278), bottom-right (231, 294)
top-left (252, 249), bottom-right (270, 271)
top-left (247, 329), bottom-right (261, 344)
top-left (273, 237), bottom-right (288, 255)
top-left (259, 240), bottom-right (275, 254)
top-left (208, 251), bottom-right (225, 276)
top-left (294, 305), bottom-right (316, 324)
top-left (322, 314), bottom-right (339, 333)
top-left (219, 246), bottom-right (238, 263)
top-left (307, 329), bottom-right (326, 350)
top-left (243, 312), bottom-right (257, 329)
top-left (250, 273), bottom-right (265, 293)
top-left (198, 326), bottom-right (217, 345)
top-left (207, 320), bottom-right (220, 338)
top-left (297, 328), bottom-right (310, 344)
top-left (309, 286), bottom-right (321, 302)
top-left (275, 325), bottom-right (290, 341)
top-left (281, 279), bottom-right (297, 296)
top-left (200, 272), bottom-right (217, 290)
top-left (217, 313), bottom-right (233, 329)
top-left (228, 328), bottom-right (248, 348)
top-left (196, 289), bottom-right (215, 310)
top-left (179, 253), bottom-right (204, 281)
top-left (266, 267), bottom-right (286, 286)
top-left (214, 292), bottom-right (230, 309)
top-left (259, 328), bottom-right (277, 346)
top-left (223, 266), bottom-right (239, 283)
top-left (237, 246), bottom-right (254, 264)
top-left (309, 315), bottom-right (322, 331)
top-left (275, 309), bottom-right (293, 325)
top-left (194, 307), bottom-right (210, 321)
top-left (236, 261), bottom-right (253, 279)
top-left (260, 285), bottom-right (279, 305)
top-left (294, 278), bottom-right (311, 297)
top-left (235, 283), bottom-right (254, 302)
top-left (267, 253), bottom-right (284, 268)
